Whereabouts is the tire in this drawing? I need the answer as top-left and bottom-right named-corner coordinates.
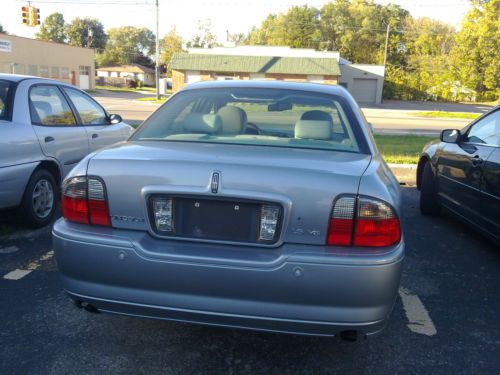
top-left (420, 162), bottom-right (440, 216)
top-left (19, 169), bottom-right (58, 228)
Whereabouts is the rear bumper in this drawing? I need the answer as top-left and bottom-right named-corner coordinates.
top-left (53, 219), bottom-right (404, 337)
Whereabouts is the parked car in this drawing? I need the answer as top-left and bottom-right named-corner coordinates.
top-left (418, 105), bottom-right (499, 244)
top-left (53, 80), bottom-right (404, 339)
top-left (0, 74), bottom-right (134, 227)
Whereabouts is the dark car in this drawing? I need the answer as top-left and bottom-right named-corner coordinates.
top-left (417, 105), bottom-right (500, 243)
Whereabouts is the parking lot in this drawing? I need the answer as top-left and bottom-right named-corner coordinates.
top-left (1, 187), bottom-right (499, 374)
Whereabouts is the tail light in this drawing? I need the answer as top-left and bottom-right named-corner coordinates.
top-left (62, 176), bottom-right (111, 226)
top-left (327, 195), bottom-right (401, 247)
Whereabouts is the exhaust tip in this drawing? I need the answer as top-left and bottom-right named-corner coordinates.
top-left (79, 301), bottom-right (100, 314)
top-left (339, 330), bottom-right (359, 342)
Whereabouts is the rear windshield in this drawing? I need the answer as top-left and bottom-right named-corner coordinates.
top-left (132, 87), bottom-right (363, 153)
top-left (0, 80), bottom-right (14, 120)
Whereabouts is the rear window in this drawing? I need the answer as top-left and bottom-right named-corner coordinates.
top-left (132, 87), bottom-right (364, 153)
top-left (0, 80), bottom-right (14, 121)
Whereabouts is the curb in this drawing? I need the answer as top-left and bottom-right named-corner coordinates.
top-left (388, 163), bottom-right (417, 185)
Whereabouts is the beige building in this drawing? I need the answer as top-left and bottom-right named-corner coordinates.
top-left (0, 33), bottom-right (95, 90)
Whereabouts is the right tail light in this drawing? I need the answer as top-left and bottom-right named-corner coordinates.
top-left (327, 195), bottom-right (401, 247)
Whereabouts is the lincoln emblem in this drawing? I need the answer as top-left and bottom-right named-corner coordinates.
top-left (211, 171), bottom-right (220, 194)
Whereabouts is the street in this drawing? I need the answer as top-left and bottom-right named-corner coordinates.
top-left (1, 187), bottom-right (499, 374)
top-left (91, 90), bottom-right (488, 135)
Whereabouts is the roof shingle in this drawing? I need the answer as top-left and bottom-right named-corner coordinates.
top-left (169, 53), bottom-right (340, 76)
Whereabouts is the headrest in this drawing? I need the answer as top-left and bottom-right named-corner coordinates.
top-left (301, 110), bottom-right (333, 123)
top-left (183, 113), bottom-right (222, 134)
top-left (216, 106), bottom-right (248, 134)
top-left (294, 120), bottom-right (332, 140)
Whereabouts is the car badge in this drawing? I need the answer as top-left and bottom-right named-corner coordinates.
top-left (211, 171), bottom-right (220, 194)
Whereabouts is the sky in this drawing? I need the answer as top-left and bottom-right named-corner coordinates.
top-left (1, 0), bottom-right (472, 42)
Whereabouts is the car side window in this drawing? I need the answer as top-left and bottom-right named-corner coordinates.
top-left (30, 85), bottom-right (76, 126)
top-left (62, 87), bottom-right (108, 125)
top-left (465, 110), bottom-right (500, 147)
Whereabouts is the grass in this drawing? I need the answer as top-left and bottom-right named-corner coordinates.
top-left (413, 111), bottom-right (480, 120)
top-left (374, 134), bottom-right (436, 164)
top-left (95, 85), bottom-right (167, 94)
top-left (135, 96), bottom-right (168, 104)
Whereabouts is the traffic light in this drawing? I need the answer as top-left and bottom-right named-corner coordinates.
top-left (21, 5), bottom-right (40, 27)
top-left (21, 6), bottom-right (29, 25)
top-left (29, 7), bottom-right (40, 26)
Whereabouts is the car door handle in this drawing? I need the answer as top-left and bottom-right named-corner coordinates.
top-left (471, 156), bottom-right (483, 166)
top-left (92, 133), bottom-right (99, 139)
top-left (44, 136), bottom-right (54, 143)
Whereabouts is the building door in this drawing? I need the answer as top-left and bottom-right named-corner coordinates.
top-left (307, 75), bottom-right (324, 83)
top-left (249, 73), bottom-right (265, 80)
top-left (185, 70), bottom-right (201, 84)
top-left (351, 78), bottom-right (377, 104)
top-left (79, 65), bottom-right (90, 90)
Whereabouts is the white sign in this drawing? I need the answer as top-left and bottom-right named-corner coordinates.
top-left (0, 39), bottom-right (12, 53)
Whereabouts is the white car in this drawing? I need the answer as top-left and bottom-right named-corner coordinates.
top-left (0, 74), bottom-right (134, 227)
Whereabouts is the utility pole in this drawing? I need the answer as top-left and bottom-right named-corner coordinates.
top-left (381, 23), bottom-right (390, 104)
top-left (155, 0), bottom-right (160, 100)
top-left (383, 23), bottom-right (390, 67)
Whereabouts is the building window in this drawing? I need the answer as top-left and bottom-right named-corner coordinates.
top-left (51, 66), bottom-right (60, 79)
top-left (39, 65), bottom-right (49, 78)
top-left (61, 67), bottom-right (69, 79)
top-left (28, 64), bottom-right (38, 76)
top-left (79, 65), bottom-right (90, 76)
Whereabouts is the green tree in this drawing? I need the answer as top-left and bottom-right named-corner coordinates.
top-left (36, 12), bottom-right (66, 43)
top-left (97, 26), bottom-right (155, 67)
top-left (160, 27), bottom-right (183, 75)
top-left (449, 0), bottom-right (500, 100)
top-left (187, 20), bottom-right (219, 48)
top-left (0, 24), bottom-right (5, 33)
top-left (247, 6), bottom-right (320, 48)
top-left (65, 17), bottom-right (107, 49)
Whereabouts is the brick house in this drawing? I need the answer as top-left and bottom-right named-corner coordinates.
top-left (169, 46), bottom-right (340, 91)
top-left (168, 46), bottom-right (385, 104)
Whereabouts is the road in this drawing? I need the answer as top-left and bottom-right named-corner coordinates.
top-left (91, 90), bottom-right (484, 135)
top-left (1, 188), bottom-right (499, 374)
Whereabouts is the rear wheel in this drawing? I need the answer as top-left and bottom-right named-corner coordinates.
top-left (19, 169), bottom-right (58, 228)
top-left (420, 162), bottom-right (440, 216)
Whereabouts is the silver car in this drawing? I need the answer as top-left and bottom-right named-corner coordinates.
top-left (0, 74), bottom-right (133, 227)
top-left (53, 81), bottom-right (403, 339)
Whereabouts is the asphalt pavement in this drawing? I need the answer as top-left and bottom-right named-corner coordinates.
top-left (1, 187), bottom-right (499, 374)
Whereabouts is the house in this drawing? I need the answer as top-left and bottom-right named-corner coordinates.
top-left (96, 64), bottom-right (155, 86)
top-left (168, 46), bottom-right (385, 104)
top-left (0, 33), bottom-right (95, 90)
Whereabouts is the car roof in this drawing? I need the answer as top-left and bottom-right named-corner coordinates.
top-left (182, 79), bottom-right (351, 97)
top-left (0, 73), bottom-right (62, 84)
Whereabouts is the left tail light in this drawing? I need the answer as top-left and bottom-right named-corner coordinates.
top-left (62, 176), bottom-right (111, 226)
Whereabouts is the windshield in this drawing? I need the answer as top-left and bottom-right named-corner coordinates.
top-left (0, 80), bottom-right (14, 121)
top-left (132, 87), bottom-right (363, 153)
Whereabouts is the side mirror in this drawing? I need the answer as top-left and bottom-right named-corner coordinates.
top-left (109, 114), bottom-right (122, 125)
top-left (368, 122), bottom-right (374, 133)
top-left (440, 129), bottom-right (461, 143)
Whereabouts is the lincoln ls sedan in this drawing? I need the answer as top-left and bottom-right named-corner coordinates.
top-left (53, 81), bottom-right (404, 339)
